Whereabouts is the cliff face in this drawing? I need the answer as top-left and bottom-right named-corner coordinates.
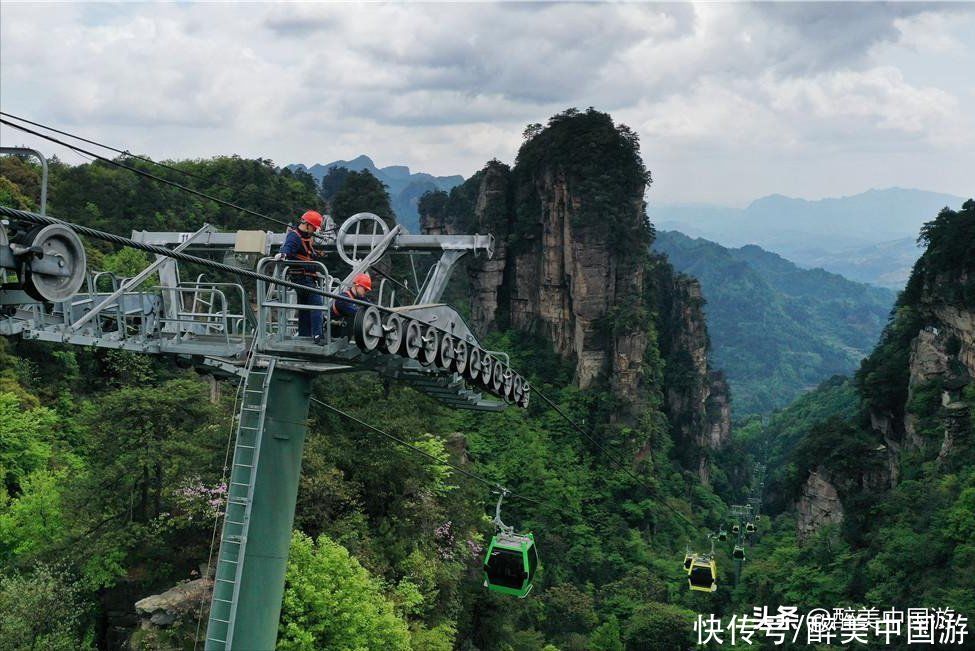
top-left (798, 295), bottom-right (972, 540)
top-left (424, 162), bottom-right (652, 403)
top-left (796, 470), bottom-right (844, 543)
top-left (901, 285), bottom-right (974, 465)
top-left (420, 110), bottom-right (730, 479)
top-left (653, 268), bottom-right (732, 481)
top-left (797, 200), bottom-right (974, 539)
top-left (796, 447), bottom-right (890, 543)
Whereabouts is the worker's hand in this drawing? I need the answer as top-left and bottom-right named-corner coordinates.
top-left (274, 253), bottom-right (284, 261)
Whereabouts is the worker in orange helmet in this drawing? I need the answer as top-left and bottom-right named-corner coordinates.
top-left (277, 210), bottom-right (327, 343)
top-left (332, 272), bottom-right (373, 326)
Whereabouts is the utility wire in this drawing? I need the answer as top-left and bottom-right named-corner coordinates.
top-left (1, 111), bottom-right (217, 186)
top-left (531, 387), bottom-right (697, 529)
top-left (310, 396), bottom-right (541, 505)
top-left (1, 113), bottom-right (409, 293)
top-left (0, 117), bottom-right (293, 229)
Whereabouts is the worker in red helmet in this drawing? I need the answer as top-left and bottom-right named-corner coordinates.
top-left (332, 272), bottom-right (373, 326)
top-left (278, 210), bottom-right (327, 343)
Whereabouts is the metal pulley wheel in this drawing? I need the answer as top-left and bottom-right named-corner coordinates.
top-left (418, 325), bottom-right (439, 366)
top-left (353, 306), bottom-right (384, 352)
top-left (21, 224), bottom-right (87, 302)
top-left (491, 360), bottom-right (505, 392)
top-left (453, 339), bottom-right (469, 374)
top-left (519, 382), bottom-right (530, 408)
top-left (399, 318), bottom-right (422, 359)
top-left (335, 212), bottom-right (390, 267)
top-left (479, 353), bottom-right (494, 386)
top-left (380, 313), bottom-right (404, 353)
top-left (436, 333), bottom-right (456, 370)
top-left (511, 375), bottom-right (524, 404)
top-left (501, 369), bottom-right (515, 400)
top-left (466, 346), bottom-right (482, 382)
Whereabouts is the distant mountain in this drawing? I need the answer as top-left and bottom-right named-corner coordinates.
top-left (795, 237), bottom-right (924, 288)
top-left (651, 188), bottom-right (967, 288)
top-left (289, 156), bottom-right (464, 232)
top-left (653, 230), bottom-right (897, 415)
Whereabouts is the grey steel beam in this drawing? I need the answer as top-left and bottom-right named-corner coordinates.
top-left (131, 230), bottom-right (494, 256)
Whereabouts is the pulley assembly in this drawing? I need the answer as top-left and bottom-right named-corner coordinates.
top-left (353, 305), bottom-right (530, 407)
top-left (0, 220), bottom-right (87, 302)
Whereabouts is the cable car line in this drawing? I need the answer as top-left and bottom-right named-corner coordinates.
top-left (1, 114), bottom-right (416, 293)
top-left (1, 112), bottom-right (340, 240)
top-left (309, 396), bottom-right (542, 505)
top-left (3, 184), bottom-right (701, 596)
top-left (1, 111), bottom-right (220, 187)
top-left (0, 118), bottom-right (293, 229)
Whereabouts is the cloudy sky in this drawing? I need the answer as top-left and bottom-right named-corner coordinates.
top-left (1, 2), bottom-right (972, 206)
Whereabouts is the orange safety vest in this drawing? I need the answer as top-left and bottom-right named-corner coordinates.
top-left (286, 227), bottom-right (321, 276)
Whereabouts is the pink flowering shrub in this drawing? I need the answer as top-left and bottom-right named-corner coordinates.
top-left (169, 477), bottom-right (227, 524)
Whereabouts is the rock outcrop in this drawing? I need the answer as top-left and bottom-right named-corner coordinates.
top-left (426, 164), bottom-right (651, 403)
top-left (129, 577), bottom-right (211, 649)
top-left (796, 470), bottom-right (844, 543)
top-left (421, 111), bottom-right (730, 479)
top-left (796, 445), bottom-right (890, 542)
top-left (896, 282), bottom-right (974, 463)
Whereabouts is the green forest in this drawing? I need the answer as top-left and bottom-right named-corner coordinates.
top-left (1, 111), bottom-right (973, 651)
top-left (653, 231), bottom-right (896, 416)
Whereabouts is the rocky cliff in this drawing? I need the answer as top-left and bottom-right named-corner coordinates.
top-left (796, 200), bottom-right (974, 539)
top-left (420, 109), bottom-right (730, 478)
top-left (796, 470), bottom-right (844, 543)
top-left (652, 264), bottom-right (732, 482)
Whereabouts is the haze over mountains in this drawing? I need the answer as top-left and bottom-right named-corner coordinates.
top-left (288, 156), bottom-right (463, 232)
top-left (651, 188), bottom-right (967, 289)
top-left (289, 156), bottom-right (963, 291)
top-left (653, 230), bottom-right (897, 415)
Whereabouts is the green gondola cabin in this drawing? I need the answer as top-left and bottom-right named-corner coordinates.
top-left (483, 532), bottom-right (539, 598)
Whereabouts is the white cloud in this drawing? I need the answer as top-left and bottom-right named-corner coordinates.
top-left (1, 1), bottom-right (972, 203)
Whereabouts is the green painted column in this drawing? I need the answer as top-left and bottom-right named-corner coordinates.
top-left (205, 367), bottom-right (312, 651)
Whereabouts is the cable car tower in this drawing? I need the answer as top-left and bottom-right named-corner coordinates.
top-left (0, 151), bottom-right (530, 650)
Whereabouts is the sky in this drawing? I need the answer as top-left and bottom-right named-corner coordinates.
top-left (1, 2), bottom-right (973, 206)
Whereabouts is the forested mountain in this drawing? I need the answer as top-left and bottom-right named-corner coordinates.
top-left (289, 156), bottom-right (464, 232)
top-left (653, 188), bottom-right (966, 288)
top-left (654, 230), bottom-right (896, 415)
top-left (1, 111), bottom-right (742, 650)
top-left (731, 200), bottom-right (975, 646)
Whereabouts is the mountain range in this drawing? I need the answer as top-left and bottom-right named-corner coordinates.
top-left (288, 155), bottom-right (464, 232)
top-left (651, 188), bottom-right (967, 289)
top-left (653, 230), bottom-right (897, 415)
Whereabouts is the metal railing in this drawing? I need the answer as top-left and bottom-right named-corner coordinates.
top-left (157, 283), bottom-right (248, 347)
top-left (15, 267), bottom-right (250, 356)
top-left (256, 258), bottom-right (337, 348)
